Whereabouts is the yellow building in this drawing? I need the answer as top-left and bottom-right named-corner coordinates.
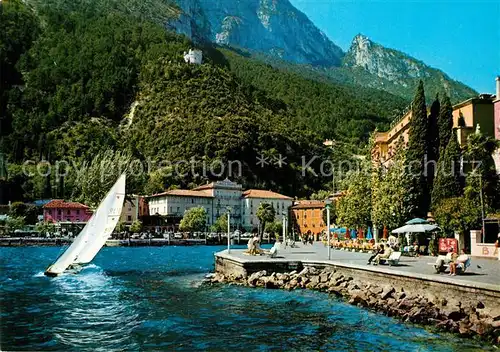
top-left (372, 94), bottom-right (495, 166)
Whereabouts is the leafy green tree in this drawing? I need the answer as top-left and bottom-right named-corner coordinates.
top-left (310, 190), bottom-right (331, 200)
top-left (179, 207), bottom-right (207, 233)
top-left (336, 169), bottom-right (372, 229)
top-left (403, 80), bottom-right (429, 218)
top-left (438, 95), bottom-right (453, 158)
top-left (8, 202), bottom-right (39, 224)
top-left (210, 214), bottom-right (228, 233)
top-left (431, 130), bottom-right (463, 208)
top-left (463, 130), bottom-right (500, 211)
top-left (265, 221), bottom-right (283, 236)
top-left (372, 147), bottom-right (410, 230)
top-left (433, 197), bottom-right (481, 237)
top-left (427, 95), bottom-right (440, 189)
top-left (70, 149), bottom-right (144, 207)
top-left (6, 216), bottom-right (25, 232)
top-left (116, 221), bottom-right (126, 233)
top-left (256, 202), bottom-right (276, 240)
top-left (129, 220), bottom-right (143, 233)
top-left (35, 221), bottom-right (56, 235)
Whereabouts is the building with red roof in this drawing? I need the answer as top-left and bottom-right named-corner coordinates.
top-left (43, 199), bottom-right (92, 223)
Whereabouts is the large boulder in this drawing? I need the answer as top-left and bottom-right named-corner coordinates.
top-left (397, 298), bottom-right (415, 311)
top-left (247, 270), bottom-right (267, 286)
top-left (319, 272), bottom-right (330, 283)
top-left (348, 290), bottom-right (368, 307)
top-left (380, 286), bottom-right (395, 300)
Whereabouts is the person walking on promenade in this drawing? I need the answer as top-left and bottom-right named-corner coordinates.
top-left (367, 244), bottom-right (384, 265)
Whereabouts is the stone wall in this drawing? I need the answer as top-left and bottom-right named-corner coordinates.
top-left (213, 254), bottom-right (500, 344)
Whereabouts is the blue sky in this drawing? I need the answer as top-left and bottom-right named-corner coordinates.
top-left (289, 0), bottom-right (500, 93)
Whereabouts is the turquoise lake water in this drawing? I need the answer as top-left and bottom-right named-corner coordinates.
top-left (0, 246), bottom-right (492, 351)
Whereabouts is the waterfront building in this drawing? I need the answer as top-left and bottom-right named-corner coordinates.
top-left (147, 190), bottom-right (214, 228)
top-left (372, 93), bottom-right (496, 167)
top-left (146, 180), bottom-right (292, 231)
top-left (241, 189), bottom-right (293, 231)
top-left (119, 195), bottom-right (149, 225)
top-left (43, 199), bottom-right (92, 223)
top-left (290, 200), bottom-right (325, 240)
top-left (192, 179), bottom-right (243, 225)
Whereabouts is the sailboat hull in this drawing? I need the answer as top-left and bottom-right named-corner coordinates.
top-left (44, 270), bottom-right (58, 277)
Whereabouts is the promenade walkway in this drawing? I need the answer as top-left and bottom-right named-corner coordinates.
top-left (222, 242), bottom-right (500, 289)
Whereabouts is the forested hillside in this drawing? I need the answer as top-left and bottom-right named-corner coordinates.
top-left (219, 48), bottom-right (408, 143)
top-left (1, 0), bottom-right (406, 203)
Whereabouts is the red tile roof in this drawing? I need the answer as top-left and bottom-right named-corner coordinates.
top-left (292, 200), bottom-right (326, 209)
top-left (192, 182), bottom-right (216, 191)
top-left (242, 189), bottom-right (292, 200)
top-left (43, 199), bottom-right (90, 209)
top-left (148, 189), bottom-right (214, 198)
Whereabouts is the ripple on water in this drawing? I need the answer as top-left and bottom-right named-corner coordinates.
top-left (0, 246), bottom-right (494, 351)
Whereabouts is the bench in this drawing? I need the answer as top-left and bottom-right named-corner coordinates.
top-left (379, 251), bottom-right (402, 266)
top-left (429, 258), bottom-right (471, 274)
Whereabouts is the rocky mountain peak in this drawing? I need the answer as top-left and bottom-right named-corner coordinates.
top-left (171, 0), bottom-right (344, 66)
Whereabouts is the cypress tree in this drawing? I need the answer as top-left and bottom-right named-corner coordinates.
top-left (404, 80), bottom-right (429, 218)
top-left (431, 130), bottom-right (462, 208)
top-left (438, 95), bottom-right (453, 158)
top-left (427, 94), bottom-right (440, 189)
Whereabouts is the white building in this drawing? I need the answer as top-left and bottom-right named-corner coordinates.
top-left (183, 49), bottom-right (203, 64)
top-left (147, 189), bottom-right (213, 227)
top-left (192, 179), bottom-right (243, 225)
top-left (146, 180), bottom-right (293, 231)
top-left (241, 189), bottom-right (293, 231)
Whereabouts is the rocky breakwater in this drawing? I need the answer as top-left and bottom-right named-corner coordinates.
top-left (208, 267), bottom-right (500, 345)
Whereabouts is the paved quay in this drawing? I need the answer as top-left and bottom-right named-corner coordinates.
top-left (219, 242), bottom-right (500, 290)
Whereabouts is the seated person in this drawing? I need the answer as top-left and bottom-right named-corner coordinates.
top-left (435, 247), bottom-right (455, 270)
top-left (373, 245), bottom-right (394, 265)
top-left (367, 244), bottom-right (384, 265)
top-left (388, 234), bottom-right (398, 249)
top-left (253, 238), bottom-right (263, 255)
top-left (449, 249), bottom-right (469, 276)
top-left (246, 236), bottom-right (255, 253)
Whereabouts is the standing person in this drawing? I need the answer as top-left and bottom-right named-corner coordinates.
top-left (495, 233), bottom-right (500, 261)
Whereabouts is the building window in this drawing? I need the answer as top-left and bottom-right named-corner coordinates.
top-left (76, 209), bottom-right (80, 215)
top-left (127, 215), bottom-right (132, 221)
top-left (58, 209), bottom-right (62, 215)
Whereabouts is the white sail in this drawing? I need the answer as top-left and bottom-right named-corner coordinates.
top-left (44, 174), bottom-right (126, 276)
top-left (75, 174), bottom-right (126, 264)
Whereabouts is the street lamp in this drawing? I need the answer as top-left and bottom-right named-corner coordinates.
top-left (226, 207), bottom-right (231, 253)
top-left (282, 212), bottom-right (287, 248)
top-left (325, 200), bottom-right (332, 260)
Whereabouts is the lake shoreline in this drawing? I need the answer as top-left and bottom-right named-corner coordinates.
top-left (211, 252), bottom-right (500, 346)
top-left (0, 237), bottom-right (240, 247)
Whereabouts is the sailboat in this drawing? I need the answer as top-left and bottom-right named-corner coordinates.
top-left (44, 174), bottom-right (126, 277)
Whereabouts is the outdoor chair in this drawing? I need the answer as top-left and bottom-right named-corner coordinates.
top-left (379, 251), bottom-right (402, 266)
